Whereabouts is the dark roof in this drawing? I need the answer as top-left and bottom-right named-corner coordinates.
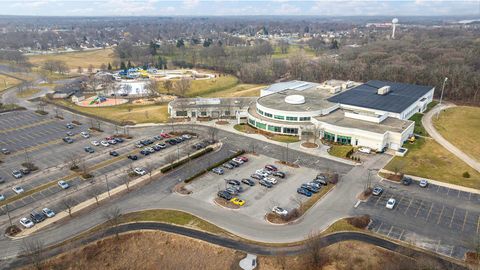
top-left (327, 80), bottom-right (434, 113)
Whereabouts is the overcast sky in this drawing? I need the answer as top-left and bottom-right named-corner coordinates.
top-left (1, 0), bottom-right (479, 17)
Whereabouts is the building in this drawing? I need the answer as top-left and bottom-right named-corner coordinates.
top-left (71, 93), bottom-right (85, 103)
top-left (168, 97), bottom-right (256, 119)
top-left (247, 80), bottom-right (434, 151)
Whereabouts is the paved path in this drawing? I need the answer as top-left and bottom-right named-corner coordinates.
top-left (3, 222), bottom-right (466, 270)
top-left (422, 103), bottom-right (480, 173)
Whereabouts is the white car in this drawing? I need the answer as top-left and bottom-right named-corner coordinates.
top-left (100, 140), bottom-right (110, 147)
top-left (12, 186), bottom-right (24, 194)
top-left (358, 147), bottom-right (371, 154)
top-left (272, 206), bottom-right (288, 216)
top-left (58, 180), bottom-right (70, 189)
top-left (181, 134), bottom-right (192, 140)
top-left (91, 140), bottom-right (100, 146)
top-left (42, 208), bottom-right (56, 218)
top-left (386, 198), bottom-right (396, 209)
top-left (20, 217), bottom-right (34, 228)
top-left (232, 157), bottom-right (244, 164)
top-left (263, 177), bottom-right (277, 185)
top-left (81, 131), bottom-right (90, 138)
top-left (255, 170), bottom-right (270, 177)
top-left (134, 167), bottom-right (147, 176)
top-left (0, 194), bottom-right (4, 201)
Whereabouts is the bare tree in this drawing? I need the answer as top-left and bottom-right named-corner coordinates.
top-left (144, 162), bottom-right (155, 180)
top-left (122, 170), bottom-right (131, 191)
top-left (67, 154), bottom-right (80, 170)
top-left (174, 77), bottom-right (191, 97)
top-left (89, 185), bottom-right (102, 205)
top-left (145, 78), bottom-right (160, 98)
top-left (21, 239), bottom-right (45, 270)
top-left (62, 198), bottom-right (76, 217)
top-left (103, 206), bottom-right (122, 239)
top-left (208, 126), bottom-right (218, 142)
top-left (77, 66), bottom-right (83, 74)
top-left (165, 153), bottom-right (177, 170)
top-left (305, 230), bottom-right (327, 269)
top-left (163, 79), bottom-right (173, 94)
top-left (278, 39), bottom-right (290, 54)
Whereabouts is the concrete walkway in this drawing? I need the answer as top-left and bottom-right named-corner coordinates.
top-left (422, 103), bottom-right (480, 173)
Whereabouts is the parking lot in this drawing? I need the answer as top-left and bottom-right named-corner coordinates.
top-left (186, 154), bottom-right (322, 221)
top-left (356, 180), bottom-right (480, 259)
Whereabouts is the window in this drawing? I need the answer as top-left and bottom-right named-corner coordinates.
top-left (248, 118), bottom-right (255, 126)
top-left (264, 112), bottom-right (272, 118)
top-left (176, 111), bottom-right (188, 117)
top-left (286, 116), bottom-right (298, 121)
top-left (299, 116), bottom-right (311, 121)
top-left (336, 135), bottom-right (351, 145)
top-left (255, 122), bottom-right (267, 130)
top-left (200, 111), bottom-right (207, 116)
top-left (283, 128), bottom-right (298, 134)
top-left (274, 115), bottom-right (284, 120)
top-left (267, 125), bottom-right (281, 132)
top-left (257, 109), bottom-right (264, 115)
top-left (324, 131), bottom-right (335, 142)
top-left (224, 111), bottom-right (230, 116)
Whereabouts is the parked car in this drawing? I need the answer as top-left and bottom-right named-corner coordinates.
top-left (152, 145), bottom-right (161, 151)
top-left (259, 179), bottom-right (273, 188)
top-left (251, 174), bottom-right (262, 180)
top-left (134, 167), bottom-right (147, 176)
top-left (30, 211), bottom-right (46, 223)
top-left (255, 170), bottom-right (269, 177)
top-left (272, 171), bottom-right (285, 178)
top-left (181, 134), bottom-right (192, 140)
top-left (372, 186), bottom-right (383, 196)
top-left (241, 178), bottom-right (255, 186)
top-left (212, 167), bottom-right (224, 175)
top-left (135, 143), bottom-right (144, 148)
top-left (386, 198), bottom-right (396, 209)
top-left (12, 170), bottom-right (23, 179)
top-left (84, 146), bottom-right (95, 153)
top-left (114, 137), bottom-right (124, 143)
top-left (108, 139), bottom-right (117, 145)
top-left (80, 131), bottom-right (90, 138)
top-left (91, 140), bottom-right (100, 146)
top-left (227, 179), bottom-right (241, 186)
top-left (100, 140), bottom-right (110, 147)
top-left (0, 194), bottom-right (4, 201)
top-left (109, 151), bottom-right (119, 157)
top-left (66, 123), bottom-right (74, 129)
top-left (222, 163), bottom-right (234, 170)
top-left (402, 177), bottom-right (413, 186)
top-left (140, 150), bottom-right (150, 156)
top-left (230, 197), bottom-right (245, 206)
top-left (63, 137), bottom-right (74, 144)
top-left (306, 182), bottom-right (321, 189)
top-left (20, 168), bottom-right (30, 175)
top-left (232, 157), bottom-right (244, 164)
top-left (297, 188), bottom-right (312, 197)
top-left (20, 217), bottom-right (34, 228)
top-left (157, 143), bottom-right (167, 149)
top-left (301, 184), bottom-right (319, 193)
top-left (127, 155), bottom-right (138, 160)
top-left (12, 186), bottom-right (24, 194)
top-left (58, 180), bottom-right (70, 189)
top-left (238, 156), bottom-right (249, 162)
top-left (153, 135), bottom-right (162, 141)
top-left (217, 191), bottom-right (232, 200)
top-left (263, 177), bottom-right (278, 185)
top-left (228, 160), bottom-right (240, 167)
top-left (160, 132), bottom-right (171, 138)
top-left (313, 178), bottom-right (328, 186)
top-left (316, 174), bottom-right (327, 181)
top-left (42, 208), bottom-right (55, 218)
top-left (419, 179), bottom-right (429, 188)
top-left (264, 165), bottom-right (278, 171)
top-left (358, 147), bottom-right (371, 154)
top-left (272, 206), bottom-right (288, 216)
top-left (225, 187), bottom-right (238, 195)
top-left (1, 148), bottom-right (11, 155)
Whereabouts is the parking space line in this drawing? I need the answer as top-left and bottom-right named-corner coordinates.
top-left (477, 215), bottom-right (480, 235)
top-left (376, 221), bottom-right (383, 233)
top-left (437, 205), bottom-right (445, 224)
top-left (449, 208), bottom-right (456, 228)
top-left (386, 226), bottom-right (394, 237)
top-left (457, 190), bottom-right (461, 198)
top-left (404, 198), bottom-right (413, 215)
top-left (426, 203), bottom-right (434, 220)
top-left (446, 188), bottom-right (451, 196)
top-left (415, 201), bottom-right (423, 217)
top-left (436, 185), bottom-right (440, 192)
top-left (398, 229), bottom-right (405, 240)
top-left (374, 193), bottom-right (384, 206)
top-left (462, 210), bottom-right (469, 232)
top-left (435, 240), bottom-right (441, 252)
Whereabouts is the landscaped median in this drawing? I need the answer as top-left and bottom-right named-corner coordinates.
top-left (11, 143), bottom-right (221, 237)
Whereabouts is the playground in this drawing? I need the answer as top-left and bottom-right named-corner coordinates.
top-left (77, 95), bottom-right (128, 107)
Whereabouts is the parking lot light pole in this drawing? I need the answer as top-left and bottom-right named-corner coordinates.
top-left (437, 77), bottom-right (448, 120)
top-left (104, 175), bottom-right (111, 198)
top-left (5, 204), bottom-right (12, 227)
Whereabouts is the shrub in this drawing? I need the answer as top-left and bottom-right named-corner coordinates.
top-left (161, 147), bottom-right (214, 173)
top-left (184, 149), bottom-right (245, 183)
top-left (463, 171), bottom-right (470, 178)
top-left (346, 215), bottom-right (370, 229)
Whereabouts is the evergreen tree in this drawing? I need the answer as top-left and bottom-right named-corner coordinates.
top-left (120, 61), bottom-right (126, 70)
top-left (176, 39), bottom-right (184, 48)
top-left (149, 41), bottom-right (157, 55)
top-left (107, 63), bottom-right (112, 71)
top-left (127, 60), bottom-right (132, 69)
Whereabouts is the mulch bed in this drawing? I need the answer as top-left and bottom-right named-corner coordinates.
top-left (301, 142), bottom-right (318, 148)
top-left (214, 198), bottom-right (240, 209)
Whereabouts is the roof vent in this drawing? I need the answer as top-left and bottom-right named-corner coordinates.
top-left (285, 95), bottom-right (305, 105)
top-left (377, 86), bottom-right (390, 95)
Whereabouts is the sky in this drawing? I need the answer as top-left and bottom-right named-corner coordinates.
top-left (0, 0), bottom-right (478, 17)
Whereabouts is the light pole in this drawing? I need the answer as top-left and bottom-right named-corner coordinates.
top-left (437, 77), bottom-right (448, 120)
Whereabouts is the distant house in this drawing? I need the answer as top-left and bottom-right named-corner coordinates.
top-left (71, 93), bottom-right (85, 103)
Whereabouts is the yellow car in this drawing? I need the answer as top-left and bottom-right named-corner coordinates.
top-left (230, 197), bottom-right (245, 206)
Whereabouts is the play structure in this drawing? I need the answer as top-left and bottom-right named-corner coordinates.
top-left (77, 95), bottom-right (128, 107)
top-left (89, 95), bottom-right (107, 105)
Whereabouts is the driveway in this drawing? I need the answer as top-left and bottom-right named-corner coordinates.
top-left (422, 103), bottom-right (480, 173)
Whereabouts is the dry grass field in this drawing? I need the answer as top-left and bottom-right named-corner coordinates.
top-left (28, 48), bottom-right (117, 69)
top-left (0, 74), bottom-right (22, 92)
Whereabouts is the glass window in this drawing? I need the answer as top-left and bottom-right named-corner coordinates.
top-left (255, 122), bottom-right (267, 129)
top-left (200, 111), bottom-right (207, 116)
top-left (267, 125), bottom-right (281, 132)
top-left (224, 111), bottom-right (230, 116)
top-left (257, 109), bottom-right (264, 115)
top-left (299, 116), bottom-right (311, 121)
top-left (264, 112), bottom-right (272, 118)
top-left (248, 118), bottom-right (255, 125)
top-left (274, 115), bottom-right (284, 120)
top-left (176, 111), bottom-right (188, 117)
top-left (283, 128), bottom-right (298, 134)
top-left (286, 116), bottom-right (298, 121)
top-left (324, 131), bottom-right (335, 142)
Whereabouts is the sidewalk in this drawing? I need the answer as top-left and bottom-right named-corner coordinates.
top-left (129, 120), bottom-right (357, 166)
top-left (379, 168), bottom-right (480, 194)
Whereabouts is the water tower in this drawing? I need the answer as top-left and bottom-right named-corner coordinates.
top-left (391, 18), bottom-right (399, 39)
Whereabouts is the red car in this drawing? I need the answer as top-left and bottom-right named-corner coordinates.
top-left (105, 136), bottom-right (114, 140)
top-left (264, 164), bottom-right (278, 171)
top-left (160, 133), bottom-right (171, 138)
top-left (238, 156), bottom-right (249, 162)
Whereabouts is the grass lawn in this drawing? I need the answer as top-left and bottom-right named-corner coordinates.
top-left (28, 48), bottom-right (117, 69)
top-left (433, 106), bottom-right (480, 161)
top-left (385, 138), bottom-right (480, 189)
top-left (17, 88), bottom-right (41, 98)
top-left (203, 83), bottom-right (264, 98)
top-left (409, 113), bottom-right (428, 136)
top-left (52, 99), bottom-right (168, 124)
top-left (0, 74), bottom-right (21, 92)
top-left (272, 44), bottom-right (316, 59)
top-left (157, 75), bottom-right (239, 97)
top-left (234, 124), bottom-right (299, 143)
top-left (328, 145), bottom-right (353, 158)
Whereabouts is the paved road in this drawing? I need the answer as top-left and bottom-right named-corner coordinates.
top-left (3, 222), bottom-right (466, 270)
top-left (422, 103), bottom-right (480, 173)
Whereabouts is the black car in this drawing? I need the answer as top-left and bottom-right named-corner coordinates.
top-left (127, 155), bottom-right (138, 160)
top-left (227, 179), bottom-right (241, 186)
top-left (66, 123), bottom-right (74, 129)
top-left (259, 180), bottom-right (273, 188)
top-left (174, 137), bottom-right (183, 143)
top-left (109, 151), bottom-right (119, 157)
top-left (167, 139), bottom-right (177, 145)
top-left (63, 137), bottom-right (74, 143)
top-left (84, 147), bottom-right (95, 153)
top-left (272, 171), bottom-right (285, 178)
top-left (153, 145), bottom-right (161, 151)
top-left (115, 137), bottom-right (124, 143)
top-left (301, 184), bottom-right (319, 193)
top-left (313, 179), bottom-right (328, 186)
top-left (402, 177), bottom-right (413, 186)
top-left (222, 163), bottom-right (234, 169)
top-left (241, 178), bottom-right (255, 186)
top-left (20, 168), bottom-right (30, 175)
top-left (30, 212), bottom-right (46, 223)
top-left (228, 160), bottom-right (240, 167)
top-left (140, 150), bottom-right (150, 156)
top-left (153, 135), bottom-right (162, 141)
top-left (217, 191), bottom-right (233, 200)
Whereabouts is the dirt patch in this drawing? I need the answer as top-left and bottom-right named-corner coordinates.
top-left (5, 225), bottom-right (21, 236)
top-left (174, 183), bottom-right (192, 195)
top-left (132, 95), bottom-right (176, 105)
top-left (215, 120), bottom-right (229, 125)
top-left (385, 173), bottom-right (403, 182)
top-left (345, 215), bottom-right (371, 229)
top-left (275, 160), bottom-right (300, 168)
top-left (301, 142), bottom-right (318, 148)
top-left (357, 188), bottom-right (372, 201)
top-left (265, 209), bottom-right (300, 224)
top-left (214, 198), bottom-right (240, 209)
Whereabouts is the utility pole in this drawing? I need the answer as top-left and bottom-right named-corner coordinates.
top-left (5, 204), bottom-right (12, 227)
top-left (437, 77), bottom-right (448, 120)
top-left (104, 175), bottom-right (111, 198)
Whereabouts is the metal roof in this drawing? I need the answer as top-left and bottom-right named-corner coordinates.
top-left (262, 80), bottom-right (319, 93)
top-left (327, 80), bottom-right (434, 113)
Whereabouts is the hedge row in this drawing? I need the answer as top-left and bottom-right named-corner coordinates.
top-left (184, 149), bottom-right (246, 184)
top-left (160, 146), bottom-right (214, 173)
